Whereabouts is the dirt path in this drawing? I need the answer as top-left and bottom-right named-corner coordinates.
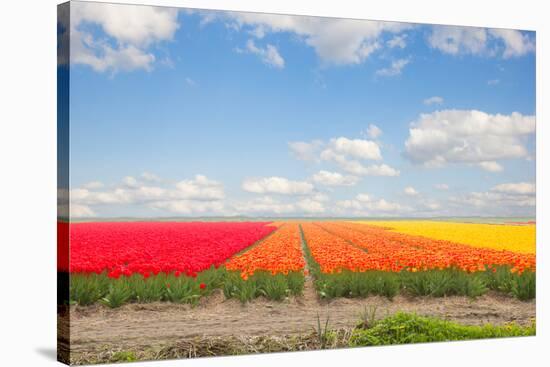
top-left (69, 291), bottom-right (535, 353)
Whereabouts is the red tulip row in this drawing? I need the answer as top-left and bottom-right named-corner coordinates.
top-left (67, 221), bottom-right (277, 277)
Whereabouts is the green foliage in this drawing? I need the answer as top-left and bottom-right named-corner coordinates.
top-left (70, 273), bottom-right (109, 305)
top-left (101, 280), bottom-right (132, 308)
top-left (479, 266), bottom-right (535, 300)
top-left (71, 267), bottom-right (305, 307)
top-left (358, 305), bottom-right (379, 329)
top-left (127, 274), bottom-right (166, 302)
top-left (223, 272), bottom-right (258, 303)
top-left (195, 266), bottom-right (227, 295)
top-left (287, 271), bottom-right (306, 296)
top-left (315, 271), bottom-right (400, 300)
top-left (164, 276), bottom-right (201, 305)
top-left (223, 270), bottom-right (305, 303)
top-left (69, 263), bottom-right (535, 307)
top-left (511, 271), bottom-right (536, 300)
top-left (349, 312), bottom-right (536, 346)
top-left (110, 351), bottom-right (137, 362)
top-left (402, 269), bottom-right (488, 298)
top-left (315, 313), bottom-right (332, 349)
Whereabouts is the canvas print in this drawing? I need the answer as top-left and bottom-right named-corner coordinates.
top-left (57, 1), bottom-right (536, 365)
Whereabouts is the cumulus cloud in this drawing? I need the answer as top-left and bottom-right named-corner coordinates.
top-left (404, 186), bottom-right (419, 196)
top-left (212, 11), bottom-right (412, 65)
top-left (404, 109), bottom-right (535, 169)
top-left (242, 176), bottom-right (314, 195)
top-left (289, 137), bottom-right (399, 177)
top-left (376, 58), bottom-right (410, 77)
top-left (326, 160), bottom-right (399, 177)
top-left (478, 161), bottom-right (503, 172)
top-left (288, 140), bottom-right (323, 162)
top-left (434, 183), bottom-right (449, 190)
top-left (443, 182), bottom-right (535, 217)
top-left (150, 200), bottom-right (224, 214)
top-left (321, 137), bottom-right (382, 161)
top-left (491, 182), bottom-right (535, 195)
top-left (336, 193), bottom-right (409, 215)
top-left (237, 39), bottom-right (285, 68)
top-left (70, 2), bottom-right (179, 73)
top-left (365, 124), bottom-right (383, 139)
top-left (423, 96), bottom-right (444, 105)
top-left (234, 196), bottom-right (295, 214)
top-left (174, 175), bottom-right (225, 200)
top-left (141, 172), bottom-right (161, 182)
top-left (70, 173), bottom-right (225, 216)
top-left (233, 196), bottom-right (325, 215)
top-left (428, 25), bottom-right (534, 58)
top-left (296, 198), bottom-right (326, 214)
top-left (311, 170), bottom-right (359, 186)
top-left (71, 203), bottom-right (96, 218)
top-left (488, 29), bottom-right (536, 58)
top-left (82, 181), bottom-right (104, 190)
top-left (387, 34), bottom-right (407, 49)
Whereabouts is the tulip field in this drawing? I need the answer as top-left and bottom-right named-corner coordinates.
top-left (64, 220), bottom-right (536, 307)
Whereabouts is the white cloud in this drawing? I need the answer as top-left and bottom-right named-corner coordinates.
top-left (404, 186), bottom-right (419, 196)
top-left (443, 182), bottom-right (535, 216)
top-left (312, 170), bottom-right (359, 186)
top-left (71, 203), bottom-right (96, 218)
top-left (141, 172), bottom-right (161, 182)
top-left (487, 79), bottom-right (500, 86)
top-left (234, 196), bottom-right (295, 215)
top-left (70, 174), bottom-right (225, 217)
top-left (290, 136), bottom-right (398, 177)
top-left (356, 194), bottom-right (371, 202)
top-left (322, 137), bottom-right (382, 161)
top-left (478, 161), bottom-right (503, 172)
top-left (423, 96), bottom-right (444, 105)
top-left (217, 12), bottom-right (412, 65)
top-left (233, 195), bottom-right (325, 215)
top-left (376, 58), bottom-right (410, 77)
top-left (70, 2), bottom-right (179, 73)
top-left (240, 39), bottom-right (285, 68)
top-left (296, 198), bottom-right (326, 214)
top-left (242, 176), bottom-right (314, 195)
top-left (428, 25), bottom-right (534, 58)
top-left (387, 34), bottom-right (407, 49)
top-left (174, 175), bottom-right (225, 200)
top-left (434, 183), bottom-right (449, 190)
top-left (365, 124), bottom-right (383, 139)
top-left (150, 200), bottom-right (224, 214)
top-left (404, 109), bottom-right (535, 169)
top-left (82, 181), bottom-right (104, 190)
top-left (491, 182), bottom-right (535, 195)
top-left (288, 140), bottom-right (323, 161)
top-left (123, 176), bottom-right (139, 187)
top-left (488, 29), bottom-right (536, 58)
top-left (336, 194), bottom-right (408, 215)
top-left (354, 163), bottom-right (400, 177)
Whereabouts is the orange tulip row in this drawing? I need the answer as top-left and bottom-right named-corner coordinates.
top-left (225, 223), bottom-right (305, 278)
top-left (300, 222), bottom-right (384, 273)
top-left (317, 222), bottom-right (535, 274)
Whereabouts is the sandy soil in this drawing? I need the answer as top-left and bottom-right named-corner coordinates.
top-left (69, 289), bottom-right (535, 354)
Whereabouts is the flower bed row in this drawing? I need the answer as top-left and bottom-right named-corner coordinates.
top-left (319, 222), bottom-right (535, 273)
top-left (68, 221), bottom-right (277, 276)
top-left (299, 224), bottom-right (535, 300)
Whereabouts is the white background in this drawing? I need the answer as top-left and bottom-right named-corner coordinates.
top-left (0, 0), bottom-right (546, 366)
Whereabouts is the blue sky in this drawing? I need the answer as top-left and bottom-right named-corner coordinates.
top-left (63, 1), bottom-right (536, 218)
